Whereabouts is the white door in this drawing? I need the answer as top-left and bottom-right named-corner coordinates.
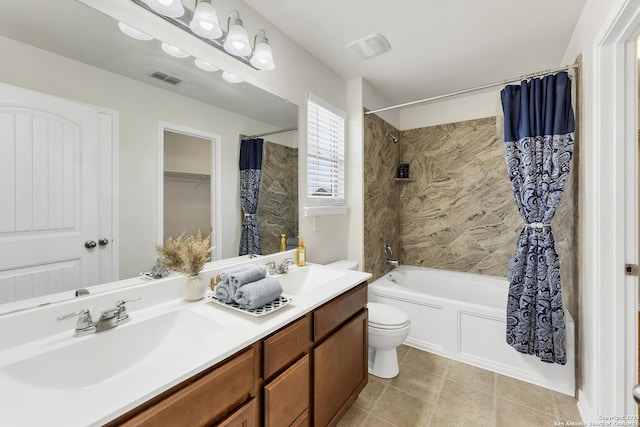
top-left (0, 83), bottom-right (114, 304)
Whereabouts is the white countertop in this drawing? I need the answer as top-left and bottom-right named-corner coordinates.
top-left (0, 254), bottom-right (371, 427)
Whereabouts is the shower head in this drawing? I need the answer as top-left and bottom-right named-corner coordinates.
top-left (386, 134), bottom-right (399, 143)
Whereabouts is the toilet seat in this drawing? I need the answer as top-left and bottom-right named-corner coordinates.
top-left (368, 302), bottom-right (410, 330)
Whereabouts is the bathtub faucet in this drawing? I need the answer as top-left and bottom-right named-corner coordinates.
top-left (386, 259), bottom-right (399, 267)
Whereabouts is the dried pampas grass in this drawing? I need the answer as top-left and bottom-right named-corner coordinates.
top-left (156, 230), bottom-right (211, 277)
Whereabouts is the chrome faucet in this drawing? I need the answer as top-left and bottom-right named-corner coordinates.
top-left (57, 297), bottom-right (141, 337)
top-left (277, 258), bottom-right (295, 274)
top-left (265, 258), bottom-right (294, 275)
top-left (386, 259), bottom-right (399, 267)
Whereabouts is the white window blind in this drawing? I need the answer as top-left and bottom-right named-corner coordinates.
top-left (306, 95), bottom-right (346, 216)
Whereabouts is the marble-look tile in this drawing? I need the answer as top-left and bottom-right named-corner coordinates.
top-left (552, 391), bottom-right (582, 422)
top-left (390, 363), bottom-right (444, 402)
top-left (371, 386), bottom-right (433, 427)
top-left (363, 113), bottom-right (578, 331)
top-left (401, 349), bottom-right (450, 376)
top-left (436, 378), bottom-right (496, 425)
top-left (496, 374), bottom-right (555, 413)
top-left (446, 359), bottom-right (496, 394)
top-left (258, 141), bottom-right (297, 255)
top-left (353, 375), bottom-right (388, 412)
top-left (337, 405), bottom-right (369, 427)
top-left (496, 398), bottom-right (558, 427)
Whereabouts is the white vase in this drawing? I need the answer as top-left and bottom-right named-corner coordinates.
top-left (183, 274), bottom-right (206, 301)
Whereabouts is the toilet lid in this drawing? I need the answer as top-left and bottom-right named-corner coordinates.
top-left (368, 302), bottom-right (410, 329)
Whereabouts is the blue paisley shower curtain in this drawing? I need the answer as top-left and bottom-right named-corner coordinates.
top-left (239, 138), bottom-right (264, 256)
top-left (501, 71), bottom-right (575, 365)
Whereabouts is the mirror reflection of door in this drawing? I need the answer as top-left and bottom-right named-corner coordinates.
top-left (0, 83), bottom-right (116, 304)
top-left (163, 130), bottom-right (212, 243)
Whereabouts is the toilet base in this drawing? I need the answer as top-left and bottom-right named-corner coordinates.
top-left (368, 345), bottom-right (400, 379)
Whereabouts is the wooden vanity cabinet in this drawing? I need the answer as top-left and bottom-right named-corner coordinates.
top-left (106, 281), bottom-right (367, 427)
top-left (313, 284), bottom-right (368, 427)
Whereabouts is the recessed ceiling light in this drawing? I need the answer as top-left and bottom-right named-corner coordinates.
top-left (222, 71), bottom-right (243, 83)
top-left (161, 42), bottom-right (190, 58)
top-left (118, 22), bottom-right (153, 41)
top-left (194, 58), bottom-right (219, 72)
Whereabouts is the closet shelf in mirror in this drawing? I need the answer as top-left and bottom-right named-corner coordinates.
top-left (164, 170), bottom-right (211, 181)
top-left (394, 178), bottom-right (417, 183)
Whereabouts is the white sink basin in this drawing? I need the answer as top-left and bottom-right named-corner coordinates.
top-left (277, 266), bottom-right (347, 295)
top-left (1, 309), bottom-right (222, 390)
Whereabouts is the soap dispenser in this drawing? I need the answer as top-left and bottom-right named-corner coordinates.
top-left (295, 236), bottom-right (306, 266)
top-left (280, 234), bottom-right (286, 252)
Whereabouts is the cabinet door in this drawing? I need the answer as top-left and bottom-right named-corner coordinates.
top-left (314, 310), bottom-right (368, 427)
top-left (264, 354), bottom-right (310, 427)
top-left (218, 398), bottom-right (258, 427)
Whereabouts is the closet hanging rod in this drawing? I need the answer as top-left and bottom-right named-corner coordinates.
top-left (365, 63), bottom-right (579, 115)
top-left (241, 126), bottom-right (298, 140)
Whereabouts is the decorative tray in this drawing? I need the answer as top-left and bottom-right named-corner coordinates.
top-left (206, 294), bottom-right (291, 317)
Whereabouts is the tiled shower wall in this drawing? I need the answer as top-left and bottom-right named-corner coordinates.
top-left (363, 114), bottom-right (578, 320)
top-left (258, 141), bottom-right (298, 255)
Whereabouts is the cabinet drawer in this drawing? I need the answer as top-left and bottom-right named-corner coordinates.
top-left (263, 354), bottom-right (310, 427)
top-left (313, 282), bottom-right (367, 342)
top-left (217, 398), bottom-right (258, 427)
top-left (291, 409), bottom-right (309, 427)
top-left (263, 314), bottom-right (311, 378)
top-left (120, 346), bottom-right (258, 427)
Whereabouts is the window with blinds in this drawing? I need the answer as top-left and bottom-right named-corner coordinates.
top-left (305, 95), bottom-right (347, 216)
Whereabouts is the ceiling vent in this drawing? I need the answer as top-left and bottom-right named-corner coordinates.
top-left (149, 71), bottom-right (182, 86)
top-left (346, 34), bottom-right (391, 60)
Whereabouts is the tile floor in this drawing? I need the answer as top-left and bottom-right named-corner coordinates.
top-left (338, 345), bottom-right (581, 427)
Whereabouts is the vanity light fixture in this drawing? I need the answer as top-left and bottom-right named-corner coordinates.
top-left (118, 22), bottom-right (154, 41)
top-left (222, 71), bottom-right (243, 83)
top-left (194, 58), bottom-right (219, 72)
top-left (223, 10), bottom-right (251, 57)
top-left (189, 0), bottom-right (222, 40)
top-left (249, 30), bottom-right (275, 70)
top-left (161, 42), bottom-right (190, 58)
top-left (143, 0), bottom-right (184, 18)
top-left (131, 0), bottom-right (276, 71)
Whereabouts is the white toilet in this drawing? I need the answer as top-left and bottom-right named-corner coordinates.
top-left (325, 260), bottom-right (412, 379)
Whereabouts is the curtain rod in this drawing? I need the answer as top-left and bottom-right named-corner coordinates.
top-left (241, 127), bottom-right (298, 140)
top-left (365, 63), bottom-right (579, 115)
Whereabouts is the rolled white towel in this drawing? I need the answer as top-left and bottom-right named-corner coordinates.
top-left (234, 277), bottom-right (283, 310)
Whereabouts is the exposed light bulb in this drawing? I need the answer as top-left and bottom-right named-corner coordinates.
top-left (144, 0), bottom-right (184, 18)
top-left (189, 0), bottom-right (222, 40)
top-left (118, 22), bottom-right (153, 41)
top-left (250, 40), bottom-right (275, 70)
top-left (161, 42), bottom-right (190, 58)
top-left (223, 17), bottom-right (251, 57)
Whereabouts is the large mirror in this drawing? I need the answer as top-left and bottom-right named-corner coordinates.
top-left (0, 0), bottom-right (298, 308)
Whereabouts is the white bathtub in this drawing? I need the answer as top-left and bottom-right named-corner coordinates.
top-left (368, 266), bottom-right (575, 395)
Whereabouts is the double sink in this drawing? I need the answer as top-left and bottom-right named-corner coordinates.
top-left (0, 262), bottom-right (353, 425)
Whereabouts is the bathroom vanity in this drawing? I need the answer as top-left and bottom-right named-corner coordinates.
top-left (0, 253), bottom-right (370, 426)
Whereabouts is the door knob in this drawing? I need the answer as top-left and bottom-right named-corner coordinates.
top-left (633, 384), bottom-right (640, 405)
top-left (98, 238), bottom-right (109, 246)
top-left (84, 240), bottom-right (97, 249)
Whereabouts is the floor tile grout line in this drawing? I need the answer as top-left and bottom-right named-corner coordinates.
top-left (423, 359), bottom-right (450, 427)
top-left (497, 395), bottom-right (561, 420)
